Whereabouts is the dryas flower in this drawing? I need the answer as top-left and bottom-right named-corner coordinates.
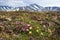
top-left (29, 31), bottom-right (32, 34)
top-left (27, 24), bottom-right (31, 27)
top-left (26, 29), bottom-right (29, 31)
top-left (43, 25), bottom-right (46, 28)
top-left (41, 32), bottom-right (43, 35)
top-left (36, 30), bottom-right (39, 32)
top-left (29, 27), bottom-right (32, 30)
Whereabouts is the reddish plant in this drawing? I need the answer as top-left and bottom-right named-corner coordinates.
top-left (16, 25), bottom-right (19, 29)
top-left (21, 22), bottom-right (31, 32)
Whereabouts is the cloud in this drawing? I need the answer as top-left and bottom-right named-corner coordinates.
top-left (0, 0), bottom-right (60, 7)
top-left (6, 0), bottom-right (27, 7)
top-left (0, 0), bottom-right (29, 7)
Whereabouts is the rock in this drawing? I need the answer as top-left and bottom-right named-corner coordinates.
top-left (0, 18), bottom-right (8, 22)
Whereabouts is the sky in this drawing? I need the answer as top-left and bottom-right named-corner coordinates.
top-left (0, 0), bottom-right (60, 7)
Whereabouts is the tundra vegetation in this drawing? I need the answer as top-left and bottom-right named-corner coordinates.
top-left (0, 11), bottom-right (60, 40)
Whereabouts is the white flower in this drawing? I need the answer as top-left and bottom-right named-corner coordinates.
top-left (41, 32), bottom-right (43, 35)
top-left (29, 31), bottom-right (32, 34)
top-left (36, 30), bottom-right (39, 32)
top-left (27, 24), bottom-right (30, 26)
top-left (43, 25), bottom-right (46, 28)
top-left (26, 29), bottom-right (29, 31)
top-left (29, 27), bottom-right (32, 30)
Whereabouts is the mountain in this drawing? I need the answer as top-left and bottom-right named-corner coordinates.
top-left (21, 4), bottom-right (44, 11)
top-left (0, 6), bottom-right (20, 11)
top-left (0, 4), bottom-right (44, 11)
top-left (45, 7), bottom-right (60, 11)
top-left (0, 4), bottom-right (60, 11)
top-left (0, 6), bottom-right (12, 11)
top-left (21, 4), bottom-right (60, 11)
top-left (14, 4), bottom-right (44, 11)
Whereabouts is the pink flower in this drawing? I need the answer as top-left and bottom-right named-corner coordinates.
top-left (21, 28), bottom-right (26, 32)
top-left (16, 25), bottom-right (19, 29)
top-left (21, 22), bottom-right (31, 32)
top-left (21, 22), bottom-right (31, 27)
top-left (27, 24), bottom-right (31, 27)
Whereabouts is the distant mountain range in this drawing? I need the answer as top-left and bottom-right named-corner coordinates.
top-left (0, 4), bottom-right (60, 11)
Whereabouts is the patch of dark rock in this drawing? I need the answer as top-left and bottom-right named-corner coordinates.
top-left (0, 18), bottom-right (8, 22)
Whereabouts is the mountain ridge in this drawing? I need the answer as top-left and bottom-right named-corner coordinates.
top-left (0, 4), bottom-right (60, 11)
